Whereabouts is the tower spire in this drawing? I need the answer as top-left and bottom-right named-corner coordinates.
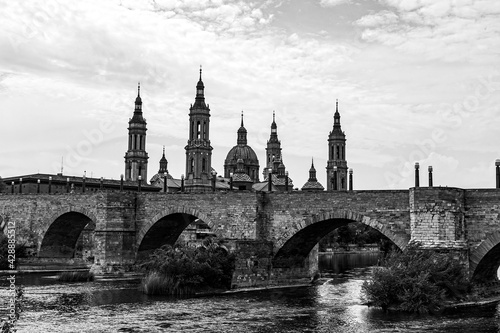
top-left (241, 110), bottom-right (244, 127)
top-left (199, 65), bottom-right (202, 81)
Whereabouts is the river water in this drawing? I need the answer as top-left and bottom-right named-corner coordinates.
top-left (5, 252), bottom-right (500, 332)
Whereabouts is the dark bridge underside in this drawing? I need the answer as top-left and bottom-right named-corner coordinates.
top-left (39, 212), bottom-right (94, 258)
top-left (273, 218), bottom-right (389, 268)
top-left (473, 243), bottom-right (500, 283)
top-left (137, 213), bottom-right (199, 259)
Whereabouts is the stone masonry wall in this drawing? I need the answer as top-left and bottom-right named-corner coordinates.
top-left (409, 187), bottom-right (467, 249)
top-left (264, 190), bottom-right (411, 253)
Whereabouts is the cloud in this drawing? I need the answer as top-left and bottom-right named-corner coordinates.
top-left (353, 0), bottom-right (500, 63)
top-left (319, 0), bottom-right (352, 7)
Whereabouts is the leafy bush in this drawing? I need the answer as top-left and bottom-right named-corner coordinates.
top-left (362, 242), bottom-right (470, 313)
top-left (139, 238), bottom-right (235, 295)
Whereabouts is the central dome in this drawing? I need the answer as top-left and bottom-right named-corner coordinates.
top-left (225, 145), bottom-right (258, 164)
top-left (224, 112), bottom-right (260, 183)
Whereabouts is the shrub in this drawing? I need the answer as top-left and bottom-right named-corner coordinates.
top-left (57, 271), bottom-right (95, 282)
top-left (138, 238), bottom-right (235, 295)
top-left (362, 242), bottom-right (470, 313)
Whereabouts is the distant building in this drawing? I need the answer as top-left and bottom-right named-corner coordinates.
top-left (2, 173), bottom-right (160, 194)
top-left (184, 68), bottom-right (213, 192)
top-left (301, 159), bottom-right (324, 192)
top-left (124, 84), bottom-right (149, 182)
top-left (224, 112), bottom-right (260, 184)
top-left (1, 70), bottom-right (357, 195)
top-left (326, 100), bottom-right (348, 191)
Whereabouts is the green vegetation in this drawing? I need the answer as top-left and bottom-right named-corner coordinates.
top-left (362, 243), bottom-right (470, 313)
top-left (139, 238), bottom-right (235, 295)
top-left (0, 177), bottom-right (5, 193)
top-left (57, 271), bottom-right (95, 282)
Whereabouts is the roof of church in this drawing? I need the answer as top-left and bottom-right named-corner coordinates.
top-left (232, 172), bottom-right (253, 183)
top-left (225, 145), bottom-right (259, 166)
top-left (150, 172), bottom-right (173, 184)
top-left (301, 180), bottom-right (324, 191)
top-left (263, 173), bottom-right (294, 187)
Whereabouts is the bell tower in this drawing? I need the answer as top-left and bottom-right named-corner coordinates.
top-left (326, 100), bottom-right (348, 190)
top-left (124, 83), bottom-right (148, 181)
top-left (184, 67), bottom-right (213, 191)
top-left (263, 111), bottom-right (282, 178)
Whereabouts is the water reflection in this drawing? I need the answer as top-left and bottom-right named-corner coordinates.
top-left (9, 253), bottom-right (500, 333)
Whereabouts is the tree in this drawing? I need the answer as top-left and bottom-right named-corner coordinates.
top-left (362, 242), bottom-right (470, 313)
top-left (0, 177), bottom-right (5, 193)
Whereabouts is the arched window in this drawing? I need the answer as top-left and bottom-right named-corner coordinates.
top-left (197, 121), bottom-right (201, 139)
top-left (341, 177), bottom-right (345, 189)
top-left (203, 122), bottom-right (206, 140)
top-left (139, 136), bottom-right (143, 151)
top-left (190, 158), bottom-right (195, 173)
top-left (342, 146), bottom-right (345, 160)
top-left (202, 158), bottom-right (206, 173)
top-left (330, 146), bottom-right (333, 159)
top-left (336, 145), bottom-right (340, 159)
top-left (129, 135), bottom-right (132, 150)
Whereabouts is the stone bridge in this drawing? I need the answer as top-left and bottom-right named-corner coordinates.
top-left (1, 187), bottom-right (500, 287)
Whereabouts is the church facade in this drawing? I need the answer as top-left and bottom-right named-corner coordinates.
top-left (3, 68), bottom-right (354, 194)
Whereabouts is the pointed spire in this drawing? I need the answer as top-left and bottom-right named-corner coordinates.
top-left (308, 157), bottom-right (317, 181)
top-left (159, 146), bottom-right (168, 174)
top-left (135, 82), bottom-right (142, 106)
top-left (199, 65), bottom-right (202, 81)
top-left (237, 110), bottom-right (247, 145)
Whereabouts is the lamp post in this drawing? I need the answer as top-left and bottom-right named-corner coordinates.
top-left (48, 176), bottom-right (52, 194)
top-left (268, 168), bottom-right (272, 192)
top-left (163, 172), bottom-right (168, 193)
top-left (100, 177), bottom-right (103, 190)
top-left (428, 166), bottom-right (433, 187)
top-left (37, 179), bottom-right (40, 194)
top-left (181, 174), bottom-right (185, 192)
top-left (229, 172), bottom-right (233, 191)
top-left (285, 171), bottom-right (289, 192)
top-left (120, 174), bottom-right (124, 192)
top-left (66, 178), bottom-right (70, 193)
top-left (82, 172), bottom-right (86, 193)
top-left (19, 178), bottom-right (22, 194)
top-left (11, 181), bottom-right (14, 194)
top-left (496, 159), bottom-right (500, 189)
top-left (138, 175), bottom-right (142, 192)
top-left (415, 162), bottom-right (420, 188)
top-left (349, 168), bottom-right (353, 191)
top-left (333, 166), bottom-right (338, 191)
top-left (212, 170), bottom-right (216, 192)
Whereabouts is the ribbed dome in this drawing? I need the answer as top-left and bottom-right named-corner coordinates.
top-left (225, 145), bottom-right (259, 165)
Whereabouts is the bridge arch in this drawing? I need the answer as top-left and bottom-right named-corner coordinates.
top-left (39, 208), bottom-right (98, 258)
top-left (273, 210), bottom-right (408, 267)
top-left (136, 206), bottom-right (218, 258)
top-left (470, 231), bottom-right (500, 282)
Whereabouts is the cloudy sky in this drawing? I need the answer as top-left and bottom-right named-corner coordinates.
top-left (1, 0), bottom-right (499, 190)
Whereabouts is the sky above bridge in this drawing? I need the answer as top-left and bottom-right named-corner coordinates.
top-left (1, 0), bottom-right (499, 189)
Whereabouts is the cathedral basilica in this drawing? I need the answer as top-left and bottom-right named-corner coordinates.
top-left (3, 68), bottom-right (352, 194)
top-left (2, 68), bottom-right (353, 194)
top-left (141, 68), bottom-right (351, 193)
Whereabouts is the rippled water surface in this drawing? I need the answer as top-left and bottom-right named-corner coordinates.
top-left (5, 254), bottom-right (500, 332)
